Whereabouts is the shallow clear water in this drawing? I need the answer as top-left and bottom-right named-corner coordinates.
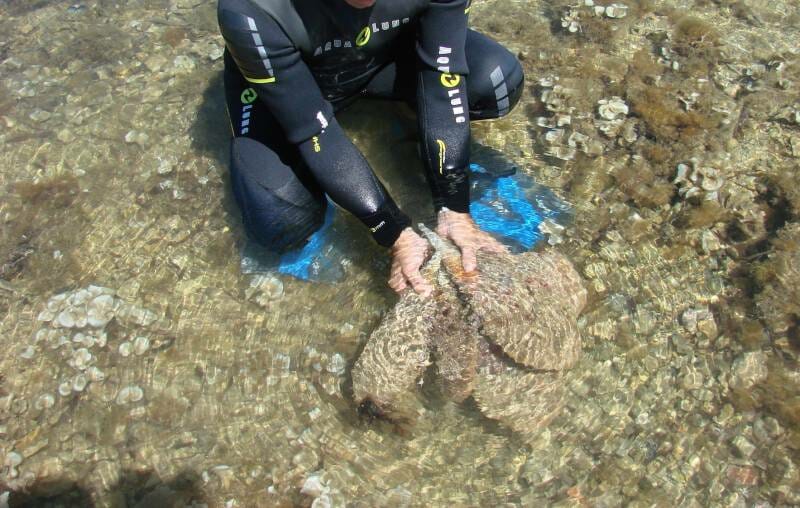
top-left (1, 0), bottom-right (799, 506)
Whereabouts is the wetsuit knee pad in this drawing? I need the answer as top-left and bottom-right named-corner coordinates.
top-left (230, 136), bottom-right (327, 251)
top-left (465, 31), bottom-right (525, 120)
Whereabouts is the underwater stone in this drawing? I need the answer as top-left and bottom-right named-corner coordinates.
top-left (29, 110), bottom-right (52, 122)
top-left (124, 130), bottom-right (149, 146)
top-left (539, 220), bottom-right (566, 245)
top-left (173, 55), bottom-right (196, 72)
top-left (730, 352), bottom-right (768, 390)
top-left (326, 354), bottom-right (346, 375)
top-left (731, 436), bottom-right (756, 458)
top-left (5, 451), bottom-right (22, 469)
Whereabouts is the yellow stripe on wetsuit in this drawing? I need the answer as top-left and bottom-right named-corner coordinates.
top-left (245, 75), bottom-right (276, 84)
top-left (436, 139), bottom-right (446, 174)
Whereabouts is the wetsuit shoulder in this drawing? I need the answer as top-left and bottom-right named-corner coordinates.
top-left (218, 0), bottom-right (297, 83)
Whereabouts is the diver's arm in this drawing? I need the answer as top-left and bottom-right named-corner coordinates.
top-left (218, 0), bottom-right (409, 246)
top-left (415, 0), bottom-right (472, 213)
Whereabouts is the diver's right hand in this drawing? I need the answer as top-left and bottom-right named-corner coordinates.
top-left (388, 228), bottom-right (433, 297)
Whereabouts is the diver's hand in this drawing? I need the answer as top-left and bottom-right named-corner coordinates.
top-left (436, 208), bottom-right (508, 273)
top-left (388, 228), bottom-right (433, 297)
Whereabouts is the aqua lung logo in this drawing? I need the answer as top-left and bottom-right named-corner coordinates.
top-left (312, 17), bottom-right (410, 55)
top-left (437, 46), bottom-right (465, 123)
top-left (314, 38), bottom-right (354, 56)
top-left (239, 88), bottom-right (258, 135)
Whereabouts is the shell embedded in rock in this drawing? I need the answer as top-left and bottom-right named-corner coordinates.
top-left (598, 97), bottom-right (629, 121)
top-left (442, 250), bottom-right (585, 372)
top-left (87, 294), bottom-right (116, 327)
top-left (116, 385), bottom-right (144, 405)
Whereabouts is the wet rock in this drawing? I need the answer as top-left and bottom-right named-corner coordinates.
top-left (729, 352), bottom-right (768, 390)
top-left (731, 435), bottom-right (756, 459)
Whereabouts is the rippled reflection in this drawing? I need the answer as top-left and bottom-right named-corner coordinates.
top-left (1, 0), bottom-right (799, 506)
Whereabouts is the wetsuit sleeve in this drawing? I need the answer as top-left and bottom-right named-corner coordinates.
top-left (416, 0), bottom-right (471, 213)
top-left (218, 0), bottom-right (410, 246)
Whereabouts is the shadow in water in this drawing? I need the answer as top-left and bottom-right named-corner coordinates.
top-left (3, 468), bottom-right (206, 507)
top-left (188, 70), bottom-right (246, 246)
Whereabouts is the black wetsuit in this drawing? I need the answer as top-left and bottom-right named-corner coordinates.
top-left (218, 0), bottom-right (524, 250)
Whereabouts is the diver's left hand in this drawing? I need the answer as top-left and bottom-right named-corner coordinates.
top-left (436, 208), bottom-right (508, 273)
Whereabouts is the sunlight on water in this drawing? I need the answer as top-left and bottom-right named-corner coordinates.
top-left (1, 0), bottom-right (799, 506)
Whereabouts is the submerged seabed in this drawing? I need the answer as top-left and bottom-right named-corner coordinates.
top-left (1, 0), bottom-right (799, 506)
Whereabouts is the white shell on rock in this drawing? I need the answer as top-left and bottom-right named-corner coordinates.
top-left (605, 3), bottom-right (628, 18)
top-left (133, 336), bottom-right (150, 355)
top-left (87, 366), bottom-right (106, 382)
top-left (72, 374), bottom-right (89, 392)
top-left (598, 97), bottom-right (629, 120)
top-left (116, 386), bottom-right (144, 405)
top-left (5, 451), bottom-right (22, 468)
top-left (72, 348), bottom-right (93, 370)
top-left (47, 293), bottom-right (68, 312)
top-left (87, 294), bottom-right (116, 328)
top-left (34, 394), bottom-right (55, 410)
top-left (119, 341), bottom-right (133, 357)
top-left (19, 346), bottom-right (36, 360)
top-left (56, 309), bottom-right (77, 328)
top-left (37, 309), bottom-right (55, 322)
top-left (58, 382), bottom-right (72, 397)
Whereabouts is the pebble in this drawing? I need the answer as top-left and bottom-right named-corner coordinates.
top-left (124, 130), bottom-right (149, 146)
top-left (5, 451), bottom-right (22, 468)
top-left (326, 354), bottom-right (346, 375)
top-left (604, 3), bottom-right (628, 18)
top-left (730, 352), bottom-right (768, 390)
top-left (29, 110), bottom-right (52, 122)
top-left (172, 55), bottom-right (196, 73)
top-left (731, 435), bottom-right (756, 458)
top-left (19, 346), bottom-right (36, 360)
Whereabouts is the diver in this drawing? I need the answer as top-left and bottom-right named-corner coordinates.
top-left (217, 0), bottom-right (525, 295)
